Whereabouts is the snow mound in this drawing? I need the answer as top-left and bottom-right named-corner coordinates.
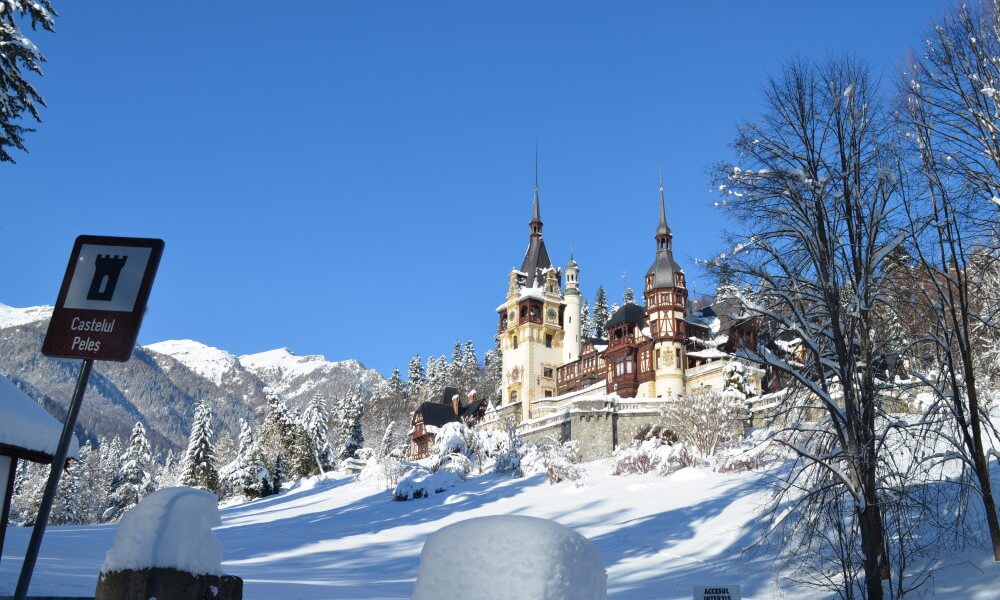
top-left (412, 515), bottom-right (606, 600)
top-left (0, 303), bottom-right (52, 329)
top-left (101, 487), bottom-right (223, 576)
top-left (0, 374), bottom-right (78, 459)
top-left (145, 339), bottom-right (241, 385)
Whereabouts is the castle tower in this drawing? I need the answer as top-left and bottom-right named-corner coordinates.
top-left (642, 181), bottom-right (688, 398)
top-left (562, 254), bottom-right (582, 364)
top-left (497, 177), bottom-right (566, 423)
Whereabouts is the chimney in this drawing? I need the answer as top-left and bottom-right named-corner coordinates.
top-left (452, 394), bottom-right (461, 416)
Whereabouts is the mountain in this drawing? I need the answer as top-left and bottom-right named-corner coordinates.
top-left (0, 304), bottom-right (385, 453)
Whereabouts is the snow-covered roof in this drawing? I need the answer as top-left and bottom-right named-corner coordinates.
top-left (686, 348), bottom-right (730, 360)
top-left (0, 374), bottom-right (79, 462)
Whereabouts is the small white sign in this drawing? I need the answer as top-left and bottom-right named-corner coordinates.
top-left (62, 244), bottom-right (153, 312)
top-left (694, 585), bottom-right (741, 600)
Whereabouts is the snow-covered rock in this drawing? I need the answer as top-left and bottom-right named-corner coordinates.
top-left (412, 515), bottom-right (607, 600)
top-left (0, 374), bottom-right (78, 459)
top-left (145, 339), bottom-right (242, 385)
top-left (101, 487), bottom-right (223, 576)
top-left (0, 303), bottom-right (52, 330)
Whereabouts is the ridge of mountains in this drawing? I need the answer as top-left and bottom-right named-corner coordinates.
top-left (0, 303), bottom-right (385, 453)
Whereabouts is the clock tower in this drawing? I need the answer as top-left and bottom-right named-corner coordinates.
top-left (497, 180), bottom-right (567, 423)
top-left (643, 181), bottom-right (687, 398)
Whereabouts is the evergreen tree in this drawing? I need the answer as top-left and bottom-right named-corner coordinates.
top-left (259, 391), bottom-right (313, 479)
top-left (50, 457), bottom-right (82, 525)
top-left (302, 394), bottom-right (331, 473)
top-left (0, 0), bottom-right (56, 162)
top-left (181, 401), bottom-right (219, 493)
top-left (107, 421), bottom-right (156, 520)
top-left (343, 384), bottom-right (365, 459)
top-left (224, 418), bottom-right (270, 499)
top-left (408, 354), bottom-right (425, 402)
top-left (580, 300), bottom-right (593, 340)
top-left (623, 286), bottom-right (637, 305)
top-left (593, 286), bottom-right (610, 337)
top-left (426, 355), bottom-right (448, 401)
top-left (462, 340), bottom-right (479, 390)
top-left (483, 348), bottom-right (503, 405)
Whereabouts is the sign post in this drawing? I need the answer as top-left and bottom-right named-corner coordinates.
top-left (14, 235), bottom-right (163, 600)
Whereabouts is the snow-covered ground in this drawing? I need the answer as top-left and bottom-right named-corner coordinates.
top-left (3, 460), bottom-right (999, 599)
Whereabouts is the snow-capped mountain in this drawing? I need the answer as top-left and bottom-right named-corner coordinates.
top-left (0, 304), bottom-right (386, 452)
top-left (145, 339), bottom-right (244, 386)
top-left (0, 303), bottom-right (52, 329)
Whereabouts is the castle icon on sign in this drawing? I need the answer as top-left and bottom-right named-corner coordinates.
top-left (87, 254), bottom-right (128, 301)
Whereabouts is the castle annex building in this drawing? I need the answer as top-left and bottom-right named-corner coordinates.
top-left (487, 179), bottom-right (765, 458)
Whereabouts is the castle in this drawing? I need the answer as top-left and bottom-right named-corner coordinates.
top-left (484, 178), bottom-right (766, 459)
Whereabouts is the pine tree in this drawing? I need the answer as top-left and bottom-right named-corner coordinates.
top-left (224, 419), bottom-right (270, 499)
top-left (593, 286), bottom-right (610, 337)
top-left (623, 286), bottom-right (637, 305)
top-left (408, 354), bottom-right (425, 402)
top-left (343, 384), bottom-right (365, 459)
top-left (302, 394), bottom-right (331, 473)
top-left (181, 401), bottom-right (219, 494)
top-left (483, 349), bottom-right (503, 404)
top-left (462, 340), bottom-right (479, 390)
top-left (580, 300), bottom-right (593, 340)
top-left (0, 0), bottom-right (56, 162)
top-left (107, 421), bottom-right (156, 520)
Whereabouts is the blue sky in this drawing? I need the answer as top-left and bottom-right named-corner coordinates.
top-left (1, 1), bottom-right (951, 376)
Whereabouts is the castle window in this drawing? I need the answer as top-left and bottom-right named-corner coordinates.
top-left (513, 336), bottom-right (518, 350)
top-left (545, 334), bottom-right (553, 348)
top-left (543, 367), bottom-right (554, 378)
top-left (675, 348), bottom-right (682, 368)
top-left (544, 390), bottom-right (553, 398)
top-left (510, 390), bottom-right (518, 403)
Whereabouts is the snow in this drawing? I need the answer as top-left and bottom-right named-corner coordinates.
top-left (238, 347), bottom-right (365, 392)
top-left (687, 348), bottom-right (730, 360)
top-left (0, 303), bottom-right (51, 330)
top-left (412, 515), bottom-right (606, 599)
top-left (145, 339), bottom-right (241, 385)
top-left (0, 374), bottom-right (78, 459)
top-left (3, 460), bottom-right (1000, 598)
top-left (101, 487), bottom-right (223, 576)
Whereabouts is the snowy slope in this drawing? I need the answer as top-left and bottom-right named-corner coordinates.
top-left (0, 303), bottom-right (51, 329)
top-left (239, 347), bottom-right (381, 399)
top-left (3, 461), bottom-right (998, 599)
top-left (145, 339), bottom-right (243, 386)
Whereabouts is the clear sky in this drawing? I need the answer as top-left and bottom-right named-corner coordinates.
top-left (1, 1), bottom-right (952, 376)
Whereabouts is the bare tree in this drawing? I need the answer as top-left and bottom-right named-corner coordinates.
top-left (900, 0), bottom-right (1000, 561)
top-left (714, 58), bottom-right (905, 599)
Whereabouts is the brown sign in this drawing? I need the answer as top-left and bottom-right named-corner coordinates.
top-left (42, 235), bottom-right (164, 362)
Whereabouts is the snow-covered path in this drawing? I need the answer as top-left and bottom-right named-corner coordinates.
top-left (2, 461), bottom-right (999, 599)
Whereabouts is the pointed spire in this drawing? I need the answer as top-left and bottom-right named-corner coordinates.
top-left (530, 144), bottom-right (542, 238)
top-left (656, 174), bottom-right (670, 239)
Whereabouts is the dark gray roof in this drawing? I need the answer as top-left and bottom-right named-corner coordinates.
top-left (646, 185), bottom-right (683, 288)
top-left (520, 238), bottom-right (552, 287)
top-left (606, 303), bottom-right (647, 329)
top-left (416, 402), bottom-right (459, 428)
top-left (439, 386), bottom-right (461, 405)
top-left (646, 251), bottom-right (683, 288)
top-left (520, 187), bottom-right (553, 288)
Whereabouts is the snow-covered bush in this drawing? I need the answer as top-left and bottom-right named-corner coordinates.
top-left (611, 436), bottom-right (698, 476)
top-left (485, 424), bottom-right (522, 475)
top-left (520, 437), bottom-right (582, 484)
top-left (392, 466), bottom-right (463, 501)
top-left (662, 388), bottom-right (747, 459)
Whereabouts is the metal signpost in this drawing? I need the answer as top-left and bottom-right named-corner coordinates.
top-left (14, 235), bottom-right (163, 600)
